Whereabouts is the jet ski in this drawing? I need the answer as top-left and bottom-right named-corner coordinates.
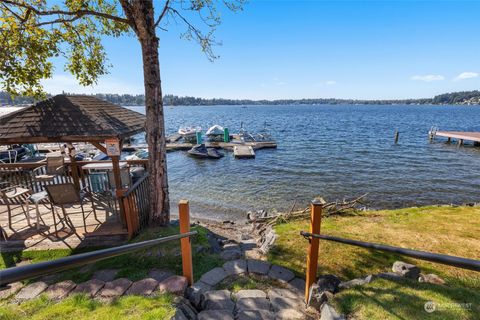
top-left (187, 144), bottom-right (224, 159)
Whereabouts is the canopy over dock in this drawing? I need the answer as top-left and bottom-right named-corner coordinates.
top-left (0, 94), bottom-right (145, 144)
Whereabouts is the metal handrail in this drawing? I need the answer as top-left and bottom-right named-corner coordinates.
top-left (300, 231), bottom-right (480, 272)
top-left (0, 231), bottom-right (198, 286)
top-left (123, 173), bottom-right (149, 197)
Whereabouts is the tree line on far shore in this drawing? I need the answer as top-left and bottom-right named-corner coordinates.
top-left (1, 90), bottom-right (479, 107)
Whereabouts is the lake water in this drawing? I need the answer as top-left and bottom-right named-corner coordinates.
top-left (128, 104), bottom-right (480, 220)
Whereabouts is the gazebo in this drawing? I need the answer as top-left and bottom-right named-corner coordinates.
top-left (0, 95), bottom-right (148, 248)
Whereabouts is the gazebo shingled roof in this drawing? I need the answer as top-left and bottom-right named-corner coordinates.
top-left (0, 94), bottom-right (146, 144)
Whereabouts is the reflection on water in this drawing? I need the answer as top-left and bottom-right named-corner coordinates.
top-left (128, 104), bottom-right (480, 220)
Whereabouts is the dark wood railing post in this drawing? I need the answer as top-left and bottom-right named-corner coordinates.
top-left (179, 200), bottom-right (194, 285)
top-left (305, 199), bottom-right (322, 304)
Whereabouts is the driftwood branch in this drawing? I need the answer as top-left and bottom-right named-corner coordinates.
top-left (248, 194), bottom-right (369, 226)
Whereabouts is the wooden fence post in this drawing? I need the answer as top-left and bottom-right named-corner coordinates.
top-left (305, 199), bottom-right (323, 304)
top-left (179, 200), bottom-right (194, 285)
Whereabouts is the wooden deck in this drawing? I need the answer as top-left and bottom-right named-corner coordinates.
top-left (434, 131), bottom-right (480, 143)
top-left (0, 196), bottom-right (128, 252)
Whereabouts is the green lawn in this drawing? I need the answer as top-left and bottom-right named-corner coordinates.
top-left (269, 205), bottom-right (480, 319)
top-left (0, 294), bottom-right (176, 320)
top-left (0, 224), bottom-right (223, 283)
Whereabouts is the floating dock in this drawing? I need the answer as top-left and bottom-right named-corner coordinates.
top-left (430, 130), bottom-right (480, 146)
top-left (233, 145), bottom-right (255, 159)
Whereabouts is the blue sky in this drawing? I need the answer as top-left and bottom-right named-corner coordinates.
top-left (43, 0), bottom-right (480, 100)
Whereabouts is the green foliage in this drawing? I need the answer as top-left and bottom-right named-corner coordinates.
top-left (0, 0), bottom-right (245, 99)
top-left (432, 90), bottom-right (480, 105)
top-left (0, 0), bottom-right (129, 98)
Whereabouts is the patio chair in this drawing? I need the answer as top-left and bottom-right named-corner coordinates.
top-left (0, 183), bottom-right (31, 229)
top-left (45, 183), bottom-right (99, 236)
top-left (33, 155), bottom-right (65, 182)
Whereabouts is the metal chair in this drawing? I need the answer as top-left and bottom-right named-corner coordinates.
top-left (0, 183), bottom-right (31, 230)
top-left (45, 183), bottom-right (99, 236)
top-left (33, 156), bottom-right (65, 182)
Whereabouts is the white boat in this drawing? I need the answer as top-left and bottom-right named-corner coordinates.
top-left (205, 125), bottom-right (224, 136)
top-left (178, 126), bottom-right (201, 138)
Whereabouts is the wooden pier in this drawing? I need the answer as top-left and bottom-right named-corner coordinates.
top-left (430, 130), bottom-right (480, 146)
top-left (233, 145), bottom-right (255, 159)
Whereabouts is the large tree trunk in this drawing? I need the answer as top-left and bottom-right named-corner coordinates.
top-left (129, 0), bottom-right (170, 226)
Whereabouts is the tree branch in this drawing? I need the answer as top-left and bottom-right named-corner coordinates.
top-left (0, 0), bottom-right (131, 25)
top-left (154, 0), bottom-right (170, 28)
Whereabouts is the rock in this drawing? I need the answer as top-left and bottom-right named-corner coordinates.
top-left (287, 277), bottom-right (306, 294)
top-left (158, 276), bottom-right (188, 295)
top-left (186, 281), bottom-right (212, 309)
top-left (270, 296), bottom-right (302, 312)
top-left (275, 309), bottom-right (304, 320)
top-left (235, 289), bottom-right (266, 300)
top-left (126, 278), bottom-right (158, 296)
top-left (418, 273), bottom-right (445, 285)
top-left (173, 296), bottom-right (198, 320)
top-left (316, 274), bottom-right (341, 294)
top-left (171, 309), bottom-right (188, 320)
top-left (236, 297), bottom-right (270, 312)
top-left (268, 265), bottom-right (295, 283)
top-left (200, 267), bottom-right (228, 286)
top-left (377, 272), bottom-right (404, 281)
top-left (0, 282), bottom-right (23, 300)
top-left (267, 288), bottom-right (299, 300)
top-left (98, 278), bottom-right (132, 298)
top-left (237, 310), bottom-right (275, 320)
top-left (308, 289), bottom-right (334, 310)
top-left (198, 310), bottom-right (234, 320)
top-left (392, 261), bottom-right (420, 280)
top-left (202, 290), bottom-right (233, 311)
top-left (220, 249), bottom-right (242, 261)
top-left (320, 302), bottom-right (345, 320)
top-left (222, 243), bottom-right (241, 251)
top-left (44, 280), bottom-right (76, 300)
top-left (223, 259), bottom-right (247, 276)
top-left (91, 269), bottom-right (119, 282)
top-left (15, 281), bottom-right (48, 301)
top-left (247, 259), bottom-right (271, 275)
top-left (71, 279), bottom-right (105, 298)
top-left (148, 269), bottom-right (174, 282)
top-left (259, 229), bottom-right (276, 254)
top-left (339, 275), bottom-right (375, 289)
top-left (240, 239), bottom-right (257, 251)
top-left (195, 246), bottom-right (208, 254)
top-left (207, 234), bottom-right (222, 254)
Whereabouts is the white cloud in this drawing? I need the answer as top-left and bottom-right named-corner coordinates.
top-left (410, 74), bottom-right (445, 82)
top-left (454, 72), bottom-right (479, 81)
top-left (41, 74), bottom-right (144, 94)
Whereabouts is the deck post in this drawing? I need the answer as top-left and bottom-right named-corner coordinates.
top-left (305, 199), bottom-right (322, 304)
top-left (67, 144), bottom-right (80, 191)
top-left (179, 200), bottom-right (194, 285)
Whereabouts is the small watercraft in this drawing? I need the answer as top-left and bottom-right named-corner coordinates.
top-left (178, 126), bottom-right (201, 138)
top-left (205, 125), bottom-right (224, 137)
top-left (187, 144), bottom-right (224, 159)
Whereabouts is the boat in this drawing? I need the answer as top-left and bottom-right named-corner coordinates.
top-left (187, 144), bottom-right (224, 159)
top-left (205, 125), bottom-right (224, 137)
top-left (178, 126), bottom-right (201, 138)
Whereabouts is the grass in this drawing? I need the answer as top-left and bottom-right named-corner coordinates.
top-left (269, 205), bottom-right (480, 319)
top-left (0, 224), bottom-right (223, 284)
top-left (0, 294), bottom-right (176, 320)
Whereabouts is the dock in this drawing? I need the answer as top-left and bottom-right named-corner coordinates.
top-left (233, 145), bottom-right (255, 159)
top-left (429, 130), bottom-right (480, 146)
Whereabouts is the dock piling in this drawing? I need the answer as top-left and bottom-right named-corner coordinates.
top-left (394, 130), bottom-right (399, 144)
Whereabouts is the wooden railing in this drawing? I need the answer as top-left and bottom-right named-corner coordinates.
top-left (301, 201), bottom-right (480, 304)
top-left (120, 173), bottom-right (150, 239)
